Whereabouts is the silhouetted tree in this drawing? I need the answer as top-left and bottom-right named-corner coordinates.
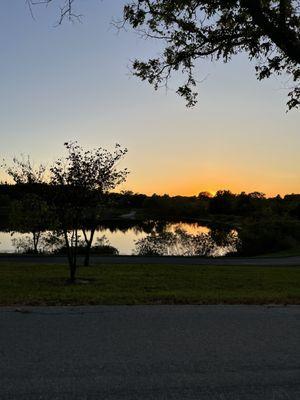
top-left (209, 190), bottom-right (236, 214)
top-left (123, 0), bottom-right (299, 109)
top-left (2, 156), bottom-right (50, 253)
top-left (3, 155), bottom-right (46, 185)
top-left (50, 141), bottom-right (129, 281)
top-left (26, 0), bottom-right (81, 24)
top-left (198, 192), bottom-right (213, 199)
top-left (10, 194), bottom-right (50, 254)
top-left (28, 1), bottom-right (299, 109)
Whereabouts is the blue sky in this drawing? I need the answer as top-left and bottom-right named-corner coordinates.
top-left (0, 0), bottom-right (299, 196)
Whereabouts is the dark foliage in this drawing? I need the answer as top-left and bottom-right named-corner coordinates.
top-left (123, 0), bottom-right (300, 109)
top-left (27, 1), bottom-right (299, 109)
top-left (238, 218), bottom-right (300, 255)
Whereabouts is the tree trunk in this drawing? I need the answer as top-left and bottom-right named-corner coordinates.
top-left (63, 230), bottom-right (77, 283)
top-left (32, 231), bottom-right (40, 254)
top-left (83, 228), bottom-right (95, 267)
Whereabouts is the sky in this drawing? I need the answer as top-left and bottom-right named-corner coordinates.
top-left (0, 0), bottom-right (299, 197)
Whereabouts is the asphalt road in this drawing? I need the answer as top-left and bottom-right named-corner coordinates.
top-left (0, 255), bottom-right (300, 266)
top-left (1, 306), bottom-right (300, 399)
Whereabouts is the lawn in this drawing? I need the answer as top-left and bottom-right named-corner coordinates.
top-left (0, 263), bottom-right (299, 306)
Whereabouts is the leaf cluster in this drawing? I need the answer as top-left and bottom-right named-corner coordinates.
top-left (124, 0), bottom-right (300, 109)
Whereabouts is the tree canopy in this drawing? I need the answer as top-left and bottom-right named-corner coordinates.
top-left (123, 0), bottom-right (300, 110)
top-left (49, 141), bottom-right (129, 280)
top-left (27, 0), bottom-right (300, 110)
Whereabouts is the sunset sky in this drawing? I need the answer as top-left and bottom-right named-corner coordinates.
top-left (0, 0), bottom-right (299, 197)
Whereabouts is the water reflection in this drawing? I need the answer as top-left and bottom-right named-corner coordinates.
top-left (0, 221), bottom-right (238, 256)
top-left (134, 227), bottom-right (238, 257)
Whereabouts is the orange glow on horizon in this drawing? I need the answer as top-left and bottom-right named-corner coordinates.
top-left (121, 179), bottom-right (298, 198)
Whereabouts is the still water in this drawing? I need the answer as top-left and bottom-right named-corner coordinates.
top-left (0, 222), bottom-right (235, 256)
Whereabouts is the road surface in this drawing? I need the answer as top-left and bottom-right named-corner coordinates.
top-left (0, 255), bottom-right (299, 266)
top-left (1, 305), bottom-right (300, 399)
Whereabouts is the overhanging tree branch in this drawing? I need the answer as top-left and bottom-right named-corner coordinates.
top-left (242, 0), bottom-right (300, 64)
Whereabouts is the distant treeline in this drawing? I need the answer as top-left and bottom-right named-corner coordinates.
top-left (112, 190), bottom-right (300, 220)
top-left (0, 185), bottom-right (299, 225)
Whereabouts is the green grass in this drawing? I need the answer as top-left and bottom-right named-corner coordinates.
top-left (0, 263), bottom-right (299, 306)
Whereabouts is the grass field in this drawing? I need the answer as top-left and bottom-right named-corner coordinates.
top-left (0, 263), bottom-right (299, 306)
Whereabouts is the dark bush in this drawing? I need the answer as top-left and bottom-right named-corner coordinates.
top-left (238, 219), bottom-right (300, 256)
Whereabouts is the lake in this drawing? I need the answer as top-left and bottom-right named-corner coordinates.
top-left (0, 221), bottom-right (237, 256)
